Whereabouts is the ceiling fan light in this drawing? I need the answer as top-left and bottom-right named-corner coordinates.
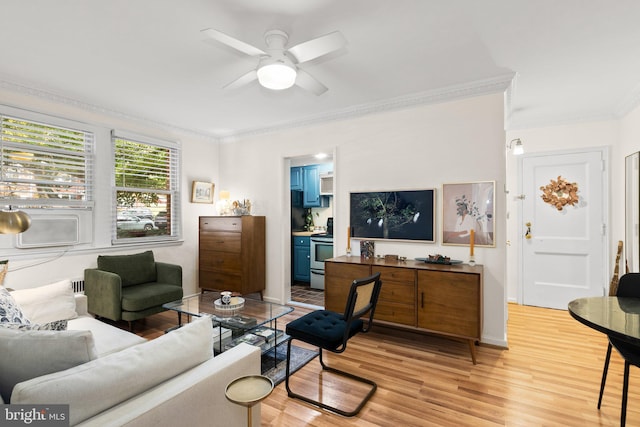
top-left (257, 63), bottom-right (297, 90)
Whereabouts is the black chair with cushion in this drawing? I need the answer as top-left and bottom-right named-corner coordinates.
top-left (598, 272), bottom-right (640, 426)
top-left (285, 272), bottom-right (382, 417)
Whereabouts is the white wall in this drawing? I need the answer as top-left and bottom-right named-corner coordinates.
top-left (219, 93), bottom-right (508, 346)
top-left (0, 87), bottom-right (219, 296)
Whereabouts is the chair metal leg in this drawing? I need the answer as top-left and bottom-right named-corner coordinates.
top-left (598, 342), bottom-right (613, 409)
top-left (285, 339), bottom-right (377, 417)
top-left (621, 361), bottom-right (630, 427)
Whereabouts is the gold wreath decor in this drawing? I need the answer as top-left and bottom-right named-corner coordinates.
top-left (540, 175), bottom-right (579, 211)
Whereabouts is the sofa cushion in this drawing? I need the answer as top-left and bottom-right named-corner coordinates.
top-left (67, 316), bottom-right (146, 357)
top-left (11, 315), bottom-right (214, 426)
top-left (97, 250), bottom-right (157, 287)
top-left (0, 319), bottom-right (67, 331)
top-left (11, 279), bottom-right (77, 323)
top-left (0, 327), bottom-right (97, 402)
top-left (0, 287), bottom-right (30, 325)
top-left (121, 283), bottom-right (183, 312)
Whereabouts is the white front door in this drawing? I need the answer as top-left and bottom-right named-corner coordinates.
top-left (521, 148), bottom-right (607, 309)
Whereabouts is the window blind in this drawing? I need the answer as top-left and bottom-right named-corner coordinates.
top-left (112, 131), bottom-right (180, 242)
top-left (0, 115), bottom-right (94, 207)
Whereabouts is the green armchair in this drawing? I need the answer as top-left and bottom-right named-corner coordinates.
top-left (84, 250), bottom-right (183, 330)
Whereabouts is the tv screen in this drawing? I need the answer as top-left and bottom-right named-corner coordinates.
top-left (350, 189), bottom-right (435, 242)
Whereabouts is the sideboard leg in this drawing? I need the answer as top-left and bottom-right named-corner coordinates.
top-left (468, 339), bottom-right (477, 365)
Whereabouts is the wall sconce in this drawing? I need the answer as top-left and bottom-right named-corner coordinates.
top-left (0, 206), bottom-right (31, 234)
top-left (507, 138), bottom-right (524, 155)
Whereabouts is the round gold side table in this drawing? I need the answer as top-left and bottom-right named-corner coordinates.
top-left (225, 375), bottom-right (274, 427)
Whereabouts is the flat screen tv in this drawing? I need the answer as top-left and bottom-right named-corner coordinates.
top-left (350, 189), bottom-right (435, 242)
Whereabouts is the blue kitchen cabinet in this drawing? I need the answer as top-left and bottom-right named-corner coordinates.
top-left (293, 236), bottom-right (310, 282)
top-left (290, 166), bottom-right (303, 191)
top-left (302, 166), bottom-right (320, 207)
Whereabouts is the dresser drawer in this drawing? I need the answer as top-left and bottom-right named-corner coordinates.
top-left (375, 301), bottom-right (415, 326)
top-left (379, 281), bottom-right (415, 305)
top-left (200, 217), bottom-right (242, 232)
top-left (199, 270), bottom-right (242, 292)
top-left (200, 232), bottom-right (241, 253)
top-left (373, 266), bottom-right (415, 283)
top-left (199, 250), bottom-right (242, 273)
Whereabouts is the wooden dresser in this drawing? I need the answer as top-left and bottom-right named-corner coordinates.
top-left (199, 216), bottom-right (266, 298)
top-left (325, 256), bottom-right (483, 363)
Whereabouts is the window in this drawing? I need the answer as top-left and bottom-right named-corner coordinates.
top-left (112, 131), bottom-right (180, 242)
top-left (0, 114), bottom-right (94, 207)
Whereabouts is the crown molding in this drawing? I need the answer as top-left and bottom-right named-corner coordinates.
top-left (615, 81), bottom-right (640, 118)
top-left (220, 73), bottom-right (515, 142)
top-left (0, 78), bottom-right (218, 143)
top-left (1, 73), bottom-right (516, 143)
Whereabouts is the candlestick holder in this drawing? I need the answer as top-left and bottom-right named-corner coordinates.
top-left (468, 255), bottom-right (476, 266)
top-left (346, 247), bottom-right (352, 257)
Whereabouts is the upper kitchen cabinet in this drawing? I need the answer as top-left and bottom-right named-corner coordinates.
top-left (290, 166), bottom-right (303, 191)
top-left (302, 165), bottom-right (330, 208)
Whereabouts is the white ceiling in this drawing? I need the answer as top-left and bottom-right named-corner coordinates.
top-left (2, 0), bottom-right (640, 140)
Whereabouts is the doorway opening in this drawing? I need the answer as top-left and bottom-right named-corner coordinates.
top-left (287, 153), bottom-right (334, 308)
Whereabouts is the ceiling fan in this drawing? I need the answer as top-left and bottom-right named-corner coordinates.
top-left (201, 28), bottom-right (347, 95)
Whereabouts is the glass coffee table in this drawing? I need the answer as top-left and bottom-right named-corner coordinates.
top-left (163, 292), bottom-right (294, 367)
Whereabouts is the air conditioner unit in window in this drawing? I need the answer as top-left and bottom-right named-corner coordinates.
top-left (17, 216), bottom-right (80, 248)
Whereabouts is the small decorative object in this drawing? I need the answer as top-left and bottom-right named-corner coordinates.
top-left (221, 291), bottom-right (232, 305)
top-left (540, 175), bottom-right (579, 211)
top-left (303, 209), bottom-right (314, 231)
top-left (191, 181), bottom-right (215, 203)
top-left (214, 296), bottom-right (245, 311)
top-left (469, 229), bottom-right (475, 266)
top-left (428, 254), bottom-right (451, 264)
top-left (384, 254), bottom-right (399, 262)
top-left (231, 199), bottom-right (252, 215)
top-left (360, 240), bottom-right (375, 259)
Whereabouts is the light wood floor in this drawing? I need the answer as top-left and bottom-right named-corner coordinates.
top-left (133, 303), bottom-right (640, 426)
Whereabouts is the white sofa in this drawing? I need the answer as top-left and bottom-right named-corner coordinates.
top-left (1, 281), bottom-right (262, 427)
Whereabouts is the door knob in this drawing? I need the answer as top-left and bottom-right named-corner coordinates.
top-left (525, 222), bottom-right (532, 239)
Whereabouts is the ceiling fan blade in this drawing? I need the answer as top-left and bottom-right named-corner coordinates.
top-left (201, 28), bottom-right (266, 57)
top-left (288, 31), bottom-right (347, 63)
top-left (295, 69), bottom-right (328, 95)
top-left (224, 69), bottom-right (258, 90)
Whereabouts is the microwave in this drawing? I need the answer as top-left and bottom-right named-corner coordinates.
top-left (319, 173), bottom-right (333, 195)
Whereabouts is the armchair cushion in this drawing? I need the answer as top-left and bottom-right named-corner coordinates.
top-left (121, 283), bottom-right (183, 312)
top-left (97, 250), bottom-right (156, 287)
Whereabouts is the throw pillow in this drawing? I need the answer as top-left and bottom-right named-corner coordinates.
top-left (0, 327), bottom-right (97, 402)
top-left (10, 279), bottom-right (77, 324)
top-left (0, 288), bottom-right (30, 325)
top-left (0, 319), bottom-right (68, 331)
top-left (97, 250), bottom-right (157, 287)
top-left (11, 315), bottom-right (213, 425)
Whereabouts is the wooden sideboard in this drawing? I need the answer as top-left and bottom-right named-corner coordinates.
top-left (199, 216), bottom-right (265, 298)
top-left (325, 256), bottom-right (483, 364)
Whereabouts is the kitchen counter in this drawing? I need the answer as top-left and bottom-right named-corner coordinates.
top-left (292, 231), bottom-right (316, 237)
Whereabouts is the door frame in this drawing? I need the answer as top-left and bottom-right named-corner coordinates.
top-left (515, 146), bottom-right (610, 304)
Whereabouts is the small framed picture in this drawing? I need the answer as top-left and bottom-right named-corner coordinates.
top-left (442, 181), bottom-right (495, 247)
top-left (191, 181), bottom-right (215, 204)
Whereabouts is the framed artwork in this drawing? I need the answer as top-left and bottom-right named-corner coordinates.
top-left (191, 181), bottom-right (214, 204)
top-left (442, 181), bottom-right (495, 247)
top-left (349, 189), bottom-right (435, 242)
